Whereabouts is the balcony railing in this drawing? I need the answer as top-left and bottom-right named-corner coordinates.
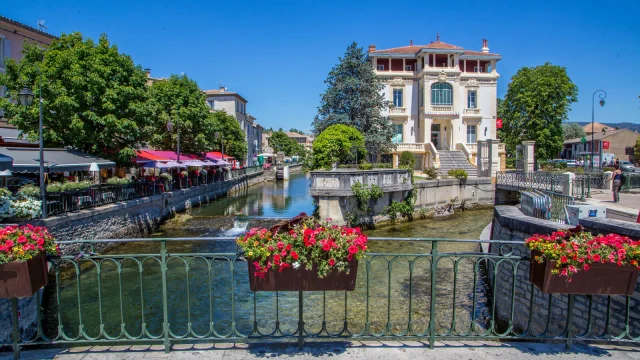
top-left (430, 105), bottom-right (453, 113)
top-left (389, 107), bottom-right (407, 115)
top-left (466, 143), bottom-right (478, 153)
top-left (396, 143), bottom-right (425, 152)
top-left (463, 108), bottom-right (481, 116)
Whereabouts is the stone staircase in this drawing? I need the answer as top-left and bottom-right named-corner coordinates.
top-left (438, 150), bottom-right (478, 177)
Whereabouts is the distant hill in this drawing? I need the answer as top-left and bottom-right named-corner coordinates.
top-left (575, 122), bottom-right (640, 132)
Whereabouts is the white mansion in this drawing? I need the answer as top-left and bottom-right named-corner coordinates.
top-left (368, 36), bottom-right (501, 170)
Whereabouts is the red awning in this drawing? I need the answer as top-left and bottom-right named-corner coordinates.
top-left (204, 152), bottom-right (235, 161)
top-left (134, 150), bottom-right (201, 163)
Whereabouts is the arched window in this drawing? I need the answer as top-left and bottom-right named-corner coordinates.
top-left (431, 82), bottom-right (453, 105)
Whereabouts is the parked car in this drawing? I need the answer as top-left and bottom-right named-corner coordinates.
top-left (620, 161), bottom-right (636, 172)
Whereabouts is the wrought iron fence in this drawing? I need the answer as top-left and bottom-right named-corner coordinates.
top-left (545, 192), bottom-right (575, 224)
top-left (496, 171), bottom-right (564, 193)
top-left (3, 237), bottom-right (639, 358)
top-left (622, 173), bottom-right (640, 192)
top-left (45, 167), bottom-right (263, 216)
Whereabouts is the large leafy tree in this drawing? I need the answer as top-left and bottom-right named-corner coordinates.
top-left (562, 122), bottom-right (586, 140)
top-left (311, 124), bottom-right (365, 169)
top-left (0, 32), bottom-right (154, 164)
top-left (269, 131), bottom-right (304, 156)
top-left (210, 110), bottom-right (247, 161)
top-left (312, 42), bottom-right (393, 155)
top-left (499, 63), bottom-right (578, 160)
top-left (148, 74), bottom-right (217, 154)
top-left (634, 138), bottom-right (640, 165)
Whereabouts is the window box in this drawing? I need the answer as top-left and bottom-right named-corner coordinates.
top-left (0, 253), bottom-right (48, 298)
top-left (248, 261), bottom-right (358, 292)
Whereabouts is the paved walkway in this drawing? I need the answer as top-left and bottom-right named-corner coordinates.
top-left (582, 190), bottom-right (640, 222)
top-left (3, 341), bottom-right (640, 360)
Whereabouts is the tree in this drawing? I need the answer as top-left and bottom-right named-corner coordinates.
top-left (211, 111), bottom-right (247, 161)
top-left (635, 138), bottom-right (640, 165)
top-left (269, 131), bottom-right (304, 156)
top-left (148, 74), bottom-right (217, 154)
top-left (311, 124), bottom-right (365, 169)
top-left (562, 123), bottom-right (586, 140)
top-left (399, 151), bottom-right (416, 169)
top-left (0, 32), bottom-right (154, 164)
top-left (289, 128), bottom-right (304, 135)
top-left (312, 42), bottom-right (394, 156)
top-left (498, 63), bottom-right (578, 161)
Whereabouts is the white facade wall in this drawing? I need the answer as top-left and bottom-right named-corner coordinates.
top-left (205, 93), bottom-right (251, 165)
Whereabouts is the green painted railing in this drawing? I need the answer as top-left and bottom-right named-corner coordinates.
top-left (496, 171), bottom-right (564, 193)
top-left (622, 173), bottom-right (640, 192)
top-left (3, 237), bottom-right (639, 358)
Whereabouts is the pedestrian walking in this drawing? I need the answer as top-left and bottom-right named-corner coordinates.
top-left (612, 165), bottom-right (623, 203)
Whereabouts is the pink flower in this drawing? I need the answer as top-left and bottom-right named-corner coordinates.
top-left (583, 264), bottom-right (590, 271)
top-left (291, 251), bottom-right (299, 260)
top-left (348, 245), bottom-right (359, 255)
top-left (328, 258), bottom-right (335, 267)
top-left (17, 236), bottom-right (27, 243)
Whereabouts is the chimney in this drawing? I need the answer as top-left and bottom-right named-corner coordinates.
top-left (144, 68), bottom-right (151, 78)
top-left (368, 44), bottom-right (376, 52)
top-left (482, 39), bottom-right (489, 53)
top-left (410, 40), bottom-right (413, 45)
top-left (219, 85), bottom-right (226, 92)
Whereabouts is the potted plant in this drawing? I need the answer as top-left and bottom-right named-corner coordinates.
top-left (159, 173), bottom-right (172, 190)
top-left (0, 225), bottom-right (58, 298)
top-left (526, 226), bottom-right (640, 295)
top-left (236, 216), bottom-right (368, 292)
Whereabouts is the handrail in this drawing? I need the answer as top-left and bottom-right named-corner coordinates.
top-left (425, 142), bottom-right (439, 168)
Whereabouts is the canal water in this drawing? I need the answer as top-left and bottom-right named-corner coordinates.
top-left (44, 172), bottom-right (494, 340)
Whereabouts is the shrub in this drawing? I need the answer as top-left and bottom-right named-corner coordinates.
top-left (60, 181), bottom-right (92, 192)
top-left (505, 158), bottom-right (516, 169)
top-left (372, 163), bottom-right (392, 169)
top-left (423, 166), bottom-right (438, 180)
top-left (106, 177), bottom-right (131, 185)
top-left (351, 181), bottom-right (383, 212)
top-left (311, 124), bottom-right (366, 170)
top-left (18, 184), bottom-right (40, 198)
top-left (46, 183), bottom-right (62, 193)
top-left (448, 169), bottom-right (468, 180)
top-left (358, 162), bottom-right (373, 170)
top-left (399, 151), bottom-right (415, 169)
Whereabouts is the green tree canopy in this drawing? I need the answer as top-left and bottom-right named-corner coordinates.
top-left (312, 42), bottom-right (394, 156)
top-left (211, 111), bottom-right (248, 161)
top-left (562, 123), bottom-right (586, 140)
top-left (0, 32), bottom-right (154, 164)
top-left (498, 62), bottom-right (578, 160)
top-left (269, 131), bottom-right (305, 156)
top-left (634, 138), bottom-right (640, 165)
top-left (148, 74), bottom-right (217, 154)
top-left (310, 124), bottom-right (365, 169)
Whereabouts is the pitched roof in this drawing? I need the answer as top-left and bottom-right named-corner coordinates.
top-left (370, 45), bottom-right (426, 54)
top-left (564, 128), bottom-right (635, 144)
top-left (0, 15), bottom-right (57, 40)
top-left (202, 89), bottom-right (248, 103)
top-left (462, 50), bottom-right (501, 57)
top-left (423, 40), bottom-right (463, 50)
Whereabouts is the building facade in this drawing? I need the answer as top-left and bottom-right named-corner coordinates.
top-left (368, 36), bottom-right (501, 169)
top-left (563, 129), bottom-right (639, 164)
top-left (1, 16), bottom-right (56, 120)
top-left (203, 87), bottom-right (262, 166)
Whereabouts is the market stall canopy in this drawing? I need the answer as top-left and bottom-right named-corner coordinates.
top-left (0, 153), bottom-right (13, 171)
top-left (204, 152), bottom-right (235, 161)
top-left (141, 161), bottom-right (180, 169)
top-left (0, 147), bottom-right (115, 173)
top-left (181, 160), bottom-right (207, 167)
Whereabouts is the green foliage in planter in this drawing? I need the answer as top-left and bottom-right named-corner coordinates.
top-left (159, 173), bottom-right (173, 181)
top-left (351, 181), bottom-right (383, 212)
top-left (60, 181), bottom-right (93, 192)
top-left (358, 162), bottom-right (373, 170)
top-left (106, 177), bottom-right (131, 185)
top-left (423, 166), bottom-right (438, 180)
top-left (46, 183), bottom-right (62, 193)
top-left (399, 151), bottom-right (415, 169)
top-left (448, 169), bottom-right (468, 180)
top-left (18, 184), bottom-right (40, 198)
top-left (372, 163), bottom-right (392, 169)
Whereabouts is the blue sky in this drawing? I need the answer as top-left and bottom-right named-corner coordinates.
top-left (3, 0), bottom-right (639, 131)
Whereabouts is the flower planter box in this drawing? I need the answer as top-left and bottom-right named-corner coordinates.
top-left (530, 251), bottom-right (639, 295)
top-left (0, 253), bottom-right (48, 298)
top-left (248, 261), bottom-right (358, 292)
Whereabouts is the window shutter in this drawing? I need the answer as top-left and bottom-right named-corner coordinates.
top-left (4, 38), bottom-right (10, 59)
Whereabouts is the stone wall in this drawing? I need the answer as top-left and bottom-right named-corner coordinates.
top-left (489, 205), bottom-right (640, 337)
top-left (0, 171), bottom-right (264, 345)
top-left (413, 177), bottom-right (494, 208)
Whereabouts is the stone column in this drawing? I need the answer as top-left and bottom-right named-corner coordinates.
top-left (562, 172), bottom-right (576, 196)
top-left (423, 118), bottom-right (432, 146)
top-left (476, 140), bottom-right (485, 176)
top-left (392, 153), bottom-right (398, 169)
top-left (522, 140), bottom-right (535, 172)
top-left (488, 139), bottom-right (500, 178)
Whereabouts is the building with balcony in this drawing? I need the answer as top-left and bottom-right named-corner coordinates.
top-left (368, 36), bottom-right (502, 172)
top-left (203, 86), bottom-right (263, 166)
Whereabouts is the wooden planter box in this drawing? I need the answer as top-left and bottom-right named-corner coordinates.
top-left (530, 251), bottom-right (639, 295)
top-left (0, 253), bottom-right (49, 298)
top-left (248, 261), bottom-right (358, 292)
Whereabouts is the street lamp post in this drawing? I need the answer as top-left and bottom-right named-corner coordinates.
top-left (17, 69), bottom-right (46, 219)
top-left (591, 90), bottom-right (606, 170)
top-left (215, 131), bottom-right (224, 162)
top-left (166, 119), bottom-right (180, 163)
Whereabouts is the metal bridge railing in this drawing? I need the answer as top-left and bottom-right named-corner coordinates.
top-left (496, 171), bottom-right (564, 193)
top-left (3, 237), bottom-right (639, 357)
top-left (622, 173), bottom-right (640, 192)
